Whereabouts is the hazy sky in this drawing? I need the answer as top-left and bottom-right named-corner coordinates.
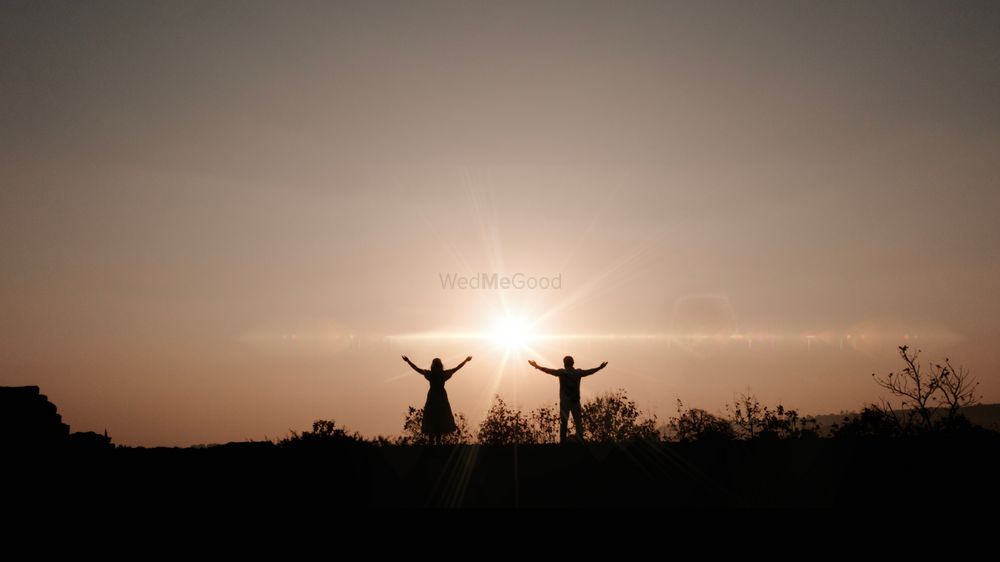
top-left (2, 1), bottom-right (998, 445)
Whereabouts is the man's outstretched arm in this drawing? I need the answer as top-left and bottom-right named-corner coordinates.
top-left (581, 361), bottom-right (609, 376)
top-left (528, 360), bottom-right (559, 376)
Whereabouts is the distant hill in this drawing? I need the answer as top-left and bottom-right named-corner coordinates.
top-left (811, 404), bottom-right (1000, 433)
top-left (962, 404), bottom-right (1000, 431)
top-left (658, 404), bottom-right (1000, 437)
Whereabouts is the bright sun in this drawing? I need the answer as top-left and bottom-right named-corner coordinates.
top-left (490, 317), bottom-right (533, 351)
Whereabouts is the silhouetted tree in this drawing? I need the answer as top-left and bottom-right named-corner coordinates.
top-left (871, 345), bottom-right (981, 434)
top-left (760, 404), bottom-right (819, 439)
top-left (728, 391), bottom-right (766, 439)
top-left (872, 345), bottom-right (937, 432)
top-left (581, 389), bottom-right (659, 443)
top-left (401, 406), bottom-right (471, 445)
top-left (935, 358), bottom-right (980, 422)
top-left (667, 400), bottom-right (734, 442)
top-left (477, 397), bottom-right (536, 445)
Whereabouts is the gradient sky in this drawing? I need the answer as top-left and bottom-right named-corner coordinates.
top-left (2, 1), bottom-right (998, 446)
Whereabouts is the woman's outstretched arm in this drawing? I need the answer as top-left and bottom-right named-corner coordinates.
top-left (444, 356), bottom-right (473, 376)
top-left (402, 355), bottom-right (431, 376)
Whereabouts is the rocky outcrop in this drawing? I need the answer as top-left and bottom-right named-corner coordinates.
top-left (0, 386), bottom-right (70, 448)
top-left (1, 385), bottom-right (113, 449)
top-left (68, 430), bottom-right (113, 449)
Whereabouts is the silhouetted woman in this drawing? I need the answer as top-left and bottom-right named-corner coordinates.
top-left (402, 355), bottom-right (471, 445)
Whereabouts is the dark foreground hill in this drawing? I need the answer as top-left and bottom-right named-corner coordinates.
top-left (4, 385), bottom-right (999, 508)
top-left (6, 436), bottom-right (1000, 508)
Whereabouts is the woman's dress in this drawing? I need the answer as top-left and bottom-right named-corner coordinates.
top-left (421, 371), bottom-right (457, 435)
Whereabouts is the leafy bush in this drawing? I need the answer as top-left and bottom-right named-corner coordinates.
top-left (667, 400), bottom-right (734, 442)
top-left (528, 403), bottom-right (561, 444)
top-left (726, 391), bottom-right (818, 440)
top-left (477, 397), bottom-right (536, 445)
top-left (400, 406), bottom-right (472, 445)
top-left (476, 391), bottom-right (658, 444)
top-left (582, 389), bottom-right (659, 443)
top-left (278, 419), bottom-right (364, 447)
top-left (830, 406), bottom-right (905, 438)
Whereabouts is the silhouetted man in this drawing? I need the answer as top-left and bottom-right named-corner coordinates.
top-left (528, 356), bottom-right (608, 443)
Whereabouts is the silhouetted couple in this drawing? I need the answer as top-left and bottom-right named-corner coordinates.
top-left (401, 354), bottom-right (607, 445)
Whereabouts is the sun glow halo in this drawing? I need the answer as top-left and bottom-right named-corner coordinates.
top-left (490, 317), bottom-right (533, 351)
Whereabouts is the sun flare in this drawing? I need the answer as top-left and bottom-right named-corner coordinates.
top-left (489, 316), bottom-right (533, 351)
